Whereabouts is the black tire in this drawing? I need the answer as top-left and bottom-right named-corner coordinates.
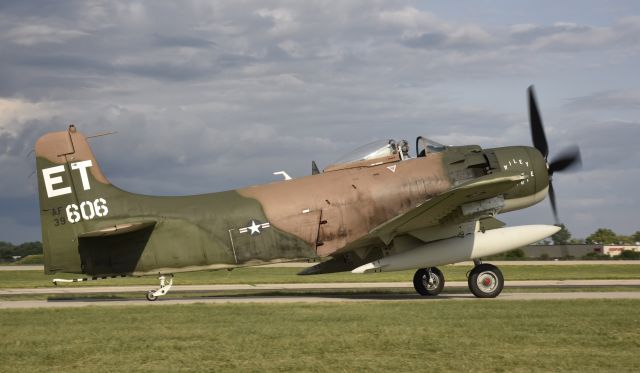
top-left (468, 263), bottom-right (504, 298)
top-left (146, 291), bottom-right (158, 301)
top-left (413, 267), bottom-right (445, 296)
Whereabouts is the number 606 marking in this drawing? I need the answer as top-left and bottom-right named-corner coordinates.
top-left (65, 198), bottom-right (109, 223)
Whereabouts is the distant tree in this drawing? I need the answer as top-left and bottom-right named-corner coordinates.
top-left (586, 228), bottom-right (618, 245)
top-left (13, 242), bottom-right (43, 257)
top-left (569, 238), bottom-right (585, 244)
top-left (0, 241), bottom-right (15, 261)
top-left (0, 241), bottom-right (43, 262)
top-left (504, 248), bottom-right (525, 259)
top-left (582, 252), bottom-right (610, 260)
top-left (619, 250), bottom-right (640, 260)
top-left (552, 224), bottom-right (571, 245)
top-left (616, 235), bottom-right (634, 244)
top-left (633, 231), bottom-right (640, 243)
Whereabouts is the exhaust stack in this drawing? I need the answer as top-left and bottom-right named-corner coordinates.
top-left (352, 224), bottom-right (560, 273)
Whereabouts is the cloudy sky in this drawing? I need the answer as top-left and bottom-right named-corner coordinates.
top-left (1, 0), bottom-right (639, 243)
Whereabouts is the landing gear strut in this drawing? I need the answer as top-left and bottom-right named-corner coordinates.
top-left (468, 263), bottom-right (504, 298)
top-left (146, 274), bottom-right (173, 301)
top-left (413, 267), bottom-right (445, 296)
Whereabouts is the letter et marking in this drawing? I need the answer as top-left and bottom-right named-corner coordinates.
top-left (42, 160), bottom-right (93, 198)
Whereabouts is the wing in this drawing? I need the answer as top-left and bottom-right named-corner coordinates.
top-left (299, 172), bottom-right (525, 275)
top-left (371, 171), bottom-right (525, 244)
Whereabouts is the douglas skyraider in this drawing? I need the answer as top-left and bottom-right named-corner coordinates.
top-left (35, 86), bottom-right (580, 300)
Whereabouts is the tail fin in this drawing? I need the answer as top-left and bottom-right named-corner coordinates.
top-left (35, 125), bottom-right (119, 274)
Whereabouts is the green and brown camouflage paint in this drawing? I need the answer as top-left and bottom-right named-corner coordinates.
top-left (35, 126), bottom-right (548, 276)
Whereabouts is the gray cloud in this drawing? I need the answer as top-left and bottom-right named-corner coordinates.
top-left (0, 1), bottom-right (639, 243)
top-left (564, 90), bottom-right (640, 111)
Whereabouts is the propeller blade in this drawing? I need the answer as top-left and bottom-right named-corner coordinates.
top-left (528, 85), bottom-right (549, 159)
top-left (549, 145), bottom-right (582, 175)
top-left (548, 181), bottom-right (559, 225)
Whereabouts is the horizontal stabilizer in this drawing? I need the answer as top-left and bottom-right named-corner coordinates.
top-left (79, 221), bottom-right (156, 238)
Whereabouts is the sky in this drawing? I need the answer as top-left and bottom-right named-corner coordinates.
top-left (1, 0), bottom-right (639, 244)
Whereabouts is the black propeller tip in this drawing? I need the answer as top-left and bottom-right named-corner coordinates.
top-left (548, 181), bottom-right (560, 225)
top-left (549, 145), bottom-right (582, 175)
top-left (528, 85), bottom-right (549, 159)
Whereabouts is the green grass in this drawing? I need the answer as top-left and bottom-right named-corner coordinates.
top-left (13, 254), bottom-right (44, 264)
top-left (1, 265), bottom-right (640, 289)
top-left (0, 300), bottom-right (639, 372)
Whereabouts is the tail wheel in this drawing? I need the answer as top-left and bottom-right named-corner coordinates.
top-left (146, 291), bottom-right (158, 301)
top-left (413, 267), bottom-right (445, 296)
top-left (468, 263), bottom-right (504, 298)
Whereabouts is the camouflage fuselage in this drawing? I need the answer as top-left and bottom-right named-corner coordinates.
top-left (36, 128), bottom-right (548, 276)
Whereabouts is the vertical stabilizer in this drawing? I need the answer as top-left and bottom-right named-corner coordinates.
top-left (35, 125), bottom-right (115, 274)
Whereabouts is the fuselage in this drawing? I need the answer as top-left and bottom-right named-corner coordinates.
top-left (35, 129), bottom-right (548, 276)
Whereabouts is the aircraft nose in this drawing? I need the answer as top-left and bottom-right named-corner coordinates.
top-left (484, 145), bottom-right (550, 208)
top-left (526, 146), bottom-right (549, 194)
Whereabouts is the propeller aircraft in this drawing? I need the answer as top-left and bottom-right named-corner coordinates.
top-left (35, 86), bottom-right (581, 300)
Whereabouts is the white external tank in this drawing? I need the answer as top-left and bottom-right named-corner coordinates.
top-left (352, 224), bottom-right (560, 273)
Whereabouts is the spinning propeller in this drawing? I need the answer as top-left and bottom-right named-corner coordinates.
top-left (527, 85), bottom-right (582, 223)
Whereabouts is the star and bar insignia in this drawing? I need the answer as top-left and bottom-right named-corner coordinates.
top-left (238, 220), bottom-right (271, 235)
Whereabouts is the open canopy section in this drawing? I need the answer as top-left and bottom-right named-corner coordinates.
top-left (333, 139), bottom-right (397, 165)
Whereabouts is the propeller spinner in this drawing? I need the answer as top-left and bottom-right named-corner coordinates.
top-left (527, 86), bottom-right (582, 223)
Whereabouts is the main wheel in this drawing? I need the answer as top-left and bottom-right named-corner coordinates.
top-left (146, 291), bottom-right (158, 301)
top-left (468, 263), bottom-right (504, 298)
top-left (413, 267), bottom-right (445, 296)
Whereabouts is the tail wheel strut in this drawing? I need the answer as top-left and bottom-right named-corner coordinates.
top-left (146, 274), bottom-right (173, 301)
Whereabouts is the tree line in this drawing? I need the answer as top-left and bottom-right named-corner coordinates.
top-left (0, 241), bottom-right (43, 262)
top-left (551, 225), bottom-right (640, 245)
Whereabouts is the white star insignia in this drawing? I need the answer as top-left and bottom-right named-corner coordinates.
top-left (248, 220), bottom-right (261, 235)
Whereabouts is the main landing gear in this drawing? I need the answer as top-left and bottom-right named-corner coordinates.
top-left (467, 263), bottom-right (504, 298)
top-left (146, 274), bottom-right (174, 301)
top-left (413, 267), bottom-right (445, 296)
top-left (412, 262), bottom-right (505, 298)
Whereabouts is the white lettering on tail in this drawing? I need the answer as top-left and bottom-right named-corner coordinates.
top-left (42, 161), bottom-right (93, 198)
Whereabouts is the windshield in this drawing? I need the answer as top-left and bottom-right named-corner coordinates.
top-left (416, 137), bottom-right (447, 157)
top-left (425, 139), bottom-right (446, 153)
top-left (332, 139), bottom-right (397, 166)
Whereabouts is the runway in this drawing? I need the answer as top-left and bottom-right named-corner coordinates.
top-left (2, 279), bottom-right (640, 296)
top-left (1, 279), bottom-right (639, 309)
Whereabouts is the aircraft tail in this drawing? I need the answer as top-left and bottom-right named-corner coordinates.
top-left (35, 125), bottom-right (132, 274)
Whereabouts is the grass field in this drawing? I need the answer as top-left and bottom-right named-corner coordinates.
top-left (1, 265), bottom-right (639, 288)
top-left (1, 300), bottom-right (639, 372)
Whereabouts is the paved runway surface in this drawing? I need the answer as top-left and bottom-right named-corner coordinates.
top-left (2, 279), bottom-right (640, 296)
top-left (2, 291), bottom-right (640, 309)
top-left (1, 279), bottom-right (639, 309)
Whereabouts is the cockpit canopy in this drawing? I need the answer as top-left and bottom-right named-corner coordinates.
top-left (324, 137), bottom-right (447, 172)
top-left (332, 139), bottom-right (398, 165)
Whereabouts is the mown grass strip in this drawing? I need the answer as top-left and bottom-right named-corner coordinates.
top-left (1, 300), bottom-right (639, 372)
